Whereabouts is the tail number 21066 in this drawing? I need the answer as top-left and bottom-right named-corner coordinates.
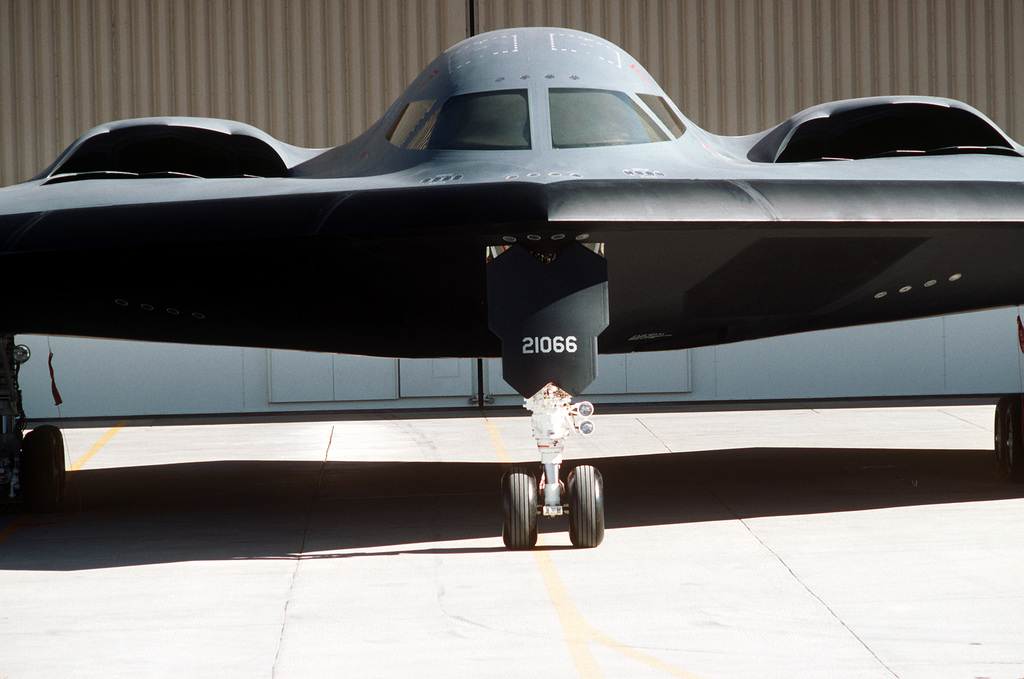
top-left (522, 336), bottom-right (577, 354)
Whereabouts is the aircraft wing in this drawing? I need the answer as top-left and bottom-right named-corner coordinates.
top-left (0, 28), bottom-right (1022, 387)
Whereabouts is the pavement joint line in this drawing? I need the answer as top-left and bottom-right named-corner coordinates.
top-left (271, 425), bottom-right (334, 678)
top-left (68, 420), bottom-right (130, 471)
top-left (488, 418), bottom-right (703, 679)
top-left (699, 478), bottom-right (900, 678)
top-left (937, 407), bottom-right (991, 431)
top-left (743, 522), bottom-right (898, 677)
top-left (635, 416), bottom-right (673, 453)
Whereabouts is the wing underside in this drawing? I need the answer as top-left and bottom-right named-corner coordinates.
top-left (1, 178), bottom-right (1022, 358)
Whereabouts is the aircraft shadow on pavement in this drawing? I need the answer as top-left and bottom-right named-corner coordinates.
top-left (2, 446), bottom-right (1021, 571)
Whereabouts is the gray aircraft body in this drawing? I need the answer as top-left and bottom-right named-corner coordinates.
top-left (2, 27), bottom-right (1023, 547)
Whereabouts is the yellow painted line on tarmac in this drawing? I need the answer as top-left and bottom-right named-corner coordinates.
top-left (486, 418), bottom-right (704, 679)
top-left (485, 420), bottom-right (513, 464)
top-left (532, 536), bottom-right (605, 677)
top-left (533, 535), bottom-right (705, 679)
top-left (0, 515), bottom-right (29, 546)
top-left (69, 420), bottom-right (129, 471)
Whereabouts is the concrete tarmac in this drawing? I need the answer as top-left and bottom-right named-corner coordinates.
top-left (1, 403), bottom-right (1023, 678)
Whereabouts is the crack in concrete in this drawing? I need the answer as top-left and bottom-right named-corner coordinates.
top-left (270, 426), bottom-right (333, 679)
top-left (700, 477), bottom-right (900, 678)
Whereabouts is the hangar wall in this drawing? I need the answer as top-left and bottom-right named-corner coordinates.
top-left (475, 0), bottom-right (1024, 139)
top-left (0, 0), bottom-right (469, 185)
top-left (2, 0), bottom-right (1023, 417)
top-left (3, 0), bottom-right (1023, 185)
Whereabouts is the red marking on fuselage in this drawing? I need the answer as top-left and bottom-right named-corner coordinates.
top-left (418, 69), bottom-right (441, 91)
top-left (629, 64), bottom-right (651, 84)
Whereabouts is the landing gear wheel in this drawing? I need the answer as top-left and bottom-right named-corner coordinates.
top-left (502, 467), bottom-right (538, 549)
top-left (1000, 398), bottom-right (1024, 483)
top-left (22, 425), bottom-right (65, 512)
top-left (567, 464), bottom-right (604, 548)
top-left (996, 397), bottom-right (1012, 481)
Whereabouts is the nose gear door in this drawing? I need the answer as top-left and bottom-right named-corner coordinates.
top-left (486, 242), bottom-right (609, 398)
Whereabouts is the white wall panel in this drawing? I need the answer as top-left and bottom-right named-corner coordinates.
top-left (18, 336), bottom-right (247, 418)
top-left (269, 350), bottom-right (335, 403)
top-left (399, 359), bottom-right (475, 399)
top-left (268, 351), bottom-right (399, 403)
top-left (20, 306), bottom-right (1021, 418)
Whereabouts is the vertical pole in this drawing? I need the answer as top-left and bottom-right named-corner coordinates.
top-left (476, 357), bottom-right (485, 411)
top-left (470, 0), bottom-right (479, 405)
top-left (468, 0), bottom-right (477, 405)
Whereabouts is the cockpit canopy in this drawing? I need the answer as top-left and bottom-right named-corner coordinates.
top-left (289, 27), bottom-right (693, 177)
top-left (549, 89), bottom-right (674, 148)
top-left (385, 87), bottom-right (684, 151)
top-left (379, 28), bottom-right (687, 153)
top-left (387, 90), bottom-right (531, 151)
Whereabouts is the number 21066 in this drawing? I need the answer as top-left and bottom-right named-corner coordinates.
top-left (522, 336), bottom-right (578, 354)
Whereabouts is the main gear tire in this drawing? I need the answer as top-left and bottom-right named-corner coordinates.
top-left (502, 467), bottom-right (538, 550)
top-left (567, 464), bottom-right (604, 548)
top-left (1003, 399), bottom-right (1024, 483)
top-left (22, 425), bottom-right (66, 512)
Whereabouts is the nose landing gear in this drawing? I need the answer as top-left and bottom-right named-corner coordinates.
top-left (500, 384), bottom-right (604, 549)
top-left (487, 242), bottom-right (609, 549)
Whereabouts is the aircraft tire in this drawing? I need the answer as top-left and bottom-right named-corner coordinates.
top-left (995, 397), bottom-right (1011, 481)
top-left (502, 467), bottom-right (537, 550)
top-left (22, 425), bottom-right (66, 512)
top-left (567, 464), bottom-right (604, 548)
top-left (1006, 399), bottom-right (1024, 483)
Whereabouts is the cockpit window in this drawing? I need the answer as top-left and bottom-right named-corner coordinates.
top-left (386, 99), bottom-right (436, 148)
top-left (638, 94), bottom-right (686, 138)
top-left (414, 89), bottom-right (531, 150)
top-left (550, 88), bottom-right (669, 149)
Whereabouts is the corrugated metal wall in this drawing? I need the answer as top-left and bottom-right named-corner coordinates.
top-left (0, 0), bottom-right (468, 186)
top-left (475, 0), bottom-right (1024, 139)
top-left (2, 0), bottom-right (1022, 186)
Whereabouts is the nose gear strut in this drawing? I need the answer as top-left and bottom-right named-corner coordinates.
top-left (501, 383), bottom-right (603, 549)
top-left (526, 383), bottom-right (594, 516)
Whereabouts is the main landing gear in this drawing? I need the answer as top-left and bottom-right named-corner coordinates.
top-left (501, 384), bottom-right (604, 549)
top-left (0, 335), bottom-right (66, 511)
top-left (994, 396), bottom-right (1024, 483)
